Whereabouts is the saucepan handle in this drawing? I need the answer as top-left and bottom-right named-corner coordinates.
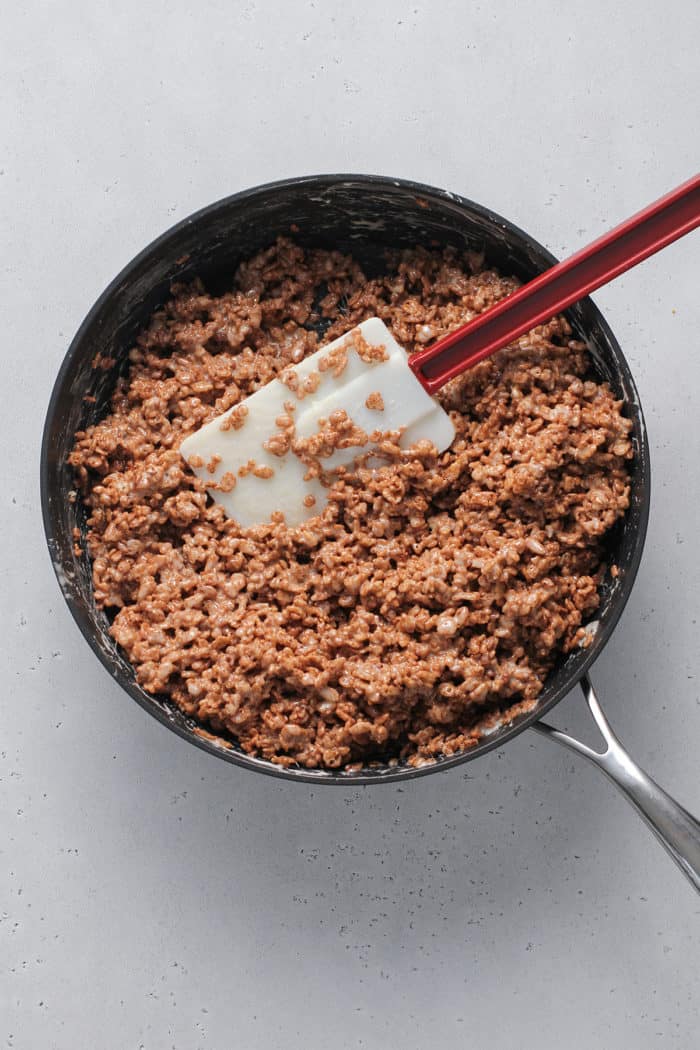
top-left (532, 674), bottom-right (700, 894)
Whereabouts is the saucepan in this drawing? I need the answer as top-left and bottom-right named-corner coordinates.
top-left (40, 175), bottom-right (700, 891)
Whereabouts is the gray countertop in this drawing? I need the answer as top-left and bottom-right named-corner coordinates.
top-left (2, 2), bottom-right (699, 1047)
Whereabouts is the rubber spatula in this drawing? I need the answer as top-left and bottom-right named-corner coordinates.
top-left (180, 174), bottom-right (700, 527)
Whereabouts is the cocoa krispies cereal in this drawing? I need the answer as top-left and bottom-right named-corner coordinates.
top-left (69, 238), bottom-right (632, 770)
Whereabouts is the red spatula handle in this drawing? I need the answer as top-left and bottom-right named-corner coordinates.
top-left (409, 174), bottom-right (700, 394)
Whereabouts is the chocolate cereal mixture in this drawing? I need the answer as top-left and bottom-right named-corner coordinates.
top-left (69, 238), bottom-right (633, 770)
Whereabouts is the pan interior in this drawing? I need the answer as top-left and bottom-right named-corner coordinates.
top-left (41, 176), bottom-right (650, 783)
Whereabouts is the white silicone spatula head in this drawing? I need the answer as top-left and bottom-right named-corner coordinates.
top-left (179, 318), bottom-right (456, 527)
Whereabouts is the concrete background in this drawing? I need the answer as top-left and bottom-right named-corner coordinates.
top-left (2, 1), bottom-right (699, 1047)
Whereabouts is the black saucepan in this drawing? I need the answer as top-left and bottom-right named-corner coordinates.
top-left (40, 175), bottom-right (700, 889)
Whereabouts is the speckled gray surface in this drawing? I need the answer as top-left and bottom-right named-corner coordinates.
top-left (2, 2), bottom-right (699, 1047)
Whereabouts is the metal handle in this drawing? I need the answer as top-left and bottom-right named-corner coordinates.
top-left (532, 674), bottom-right (700, 894)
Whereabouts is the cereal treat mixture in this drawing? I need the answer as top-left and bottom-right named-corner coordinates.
top-left (69, 239), bottom-right (633, 770)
